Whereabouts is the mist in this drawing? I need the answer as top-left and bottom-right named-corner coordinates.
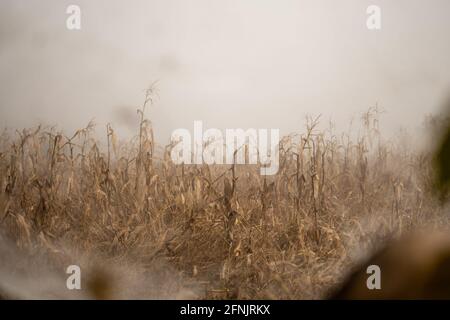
top-left (1, 0), bottom-right (450, 143)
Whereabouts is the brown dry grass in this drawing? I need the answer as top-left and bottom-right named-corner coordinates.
top-left (0, 101), bottom-right (449, 299)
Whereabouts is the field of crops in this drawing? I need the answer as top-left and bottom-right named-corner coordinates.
top-left (0, 103), bottom-right (449, 299)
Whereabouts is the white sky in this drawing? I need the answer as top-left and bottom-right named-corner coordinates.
top-left (1, 0), bottom-right (450, 142)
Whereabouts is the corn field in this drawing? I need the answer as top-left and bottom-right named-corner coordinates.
top-left (0, 103), bottom-right (448, 299)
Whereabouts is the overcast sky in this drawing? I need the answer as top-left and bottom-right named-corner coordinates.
top-left (1, 0), bottom-right (450, 142)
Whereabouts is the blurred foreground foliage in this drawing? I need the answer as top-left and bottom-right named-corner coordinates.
top-left (435, 104), bottom-right (450, 200)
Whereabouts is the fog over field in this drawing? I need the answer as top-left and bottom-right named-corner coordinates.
top-left (2, 1), bottom-right (450, 301)
top-left (1, 0), bottom-right (450, 142)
